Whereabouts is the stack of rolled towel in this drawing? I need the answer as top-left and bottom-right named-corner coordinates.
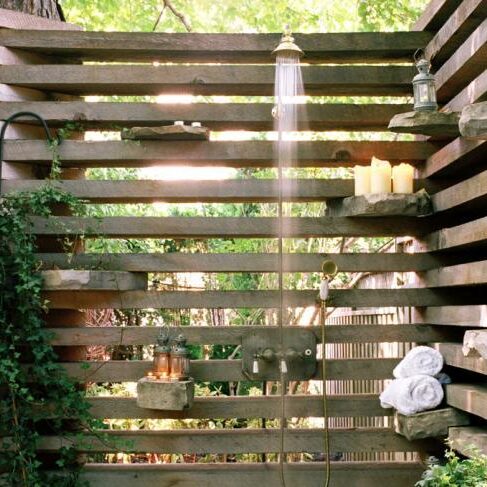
top-left (379, 346), bottom-right (445, 416)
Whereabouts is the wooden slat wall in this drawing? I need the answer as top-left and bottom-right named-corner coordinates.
top-left (1, 2), bottom-right (486, 484)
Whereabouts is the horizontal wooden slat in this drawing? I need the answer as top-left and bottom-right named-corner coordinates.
top-left (421, 137), bottom-right (486, 178)
top-left (427, 215), bottom-right (487, 251)
top-left (0, 30), bottom-right (432, 63)
top-left (444, 69), bottom-right (487, 112)
top-left (414, 305), bottom-right (487, 327)
top-left (35, 251), bottom-right (476, 273)
top-left (30, 216), bottom-right (431, 238)
top-left (413, 0), bottom-right (462, 31)
top-left (34, 428), bottom-right (432, 454)
top-left (449, 426), bottom-right (487, 455)
top-left (74, 462), bottom-right (426, 487)
top-left (2, 140), bottom-right (435, 167)
top-left (425, 0), bottom-right (487, 67)
top-left (432, 169), bottom-right (487, 217)
top-left (0, 65), bottom-right (416, 96)
top-left (86, 394), bottom-right (389, 419)
top-left (436, 18), bottom-right (487, 102)
top-left (59, 358), bottom-right (399, 382)
top-left (446, 384), bottom-right (487, 419)
top-left (47, 324), bottom-right (462, 346)
top-left (42, 288), bottom-right (487, 309)
top-left (433, 342), bottom-right (487, 374)
top-left (0, 101), bottom-right (414, 131)
top-left (424, 260), bottom-right (487, 286)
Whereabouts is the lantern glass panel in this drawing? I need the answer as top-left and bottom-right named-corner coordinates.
top-left (154, 352), bottom-right (170, 378)
top-left (170, 355), bottom-right (189, 381)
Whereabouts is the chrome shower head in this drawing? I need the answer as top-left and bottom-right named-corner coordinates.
top-left (272, 26), bottom-right (303, 58)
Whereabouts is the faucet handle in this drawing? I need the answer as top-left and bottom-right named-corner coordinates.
top-left (280, 358), bottom-right (288, 374)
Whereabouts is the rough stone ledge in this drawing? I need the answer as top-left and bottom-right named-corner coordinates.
top-left (459, 102), bottom-right (487, 140)
top-left (388, 110), bottom-right (460, 137)
top-left (137, 377), bottom-right (194, 411)
top-left (121, 125), bottom-right (210, 141)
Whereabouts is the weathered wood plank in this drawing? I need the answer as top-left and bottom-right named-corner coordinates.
top-left (432, 169), bottom-right (487, 217)
top-left (41, 287), bottom-right (487, 310)
top-left (0, 7), bottom-right (81, 30)
top-left (34, 428), bottom-right (433, 454)
top-left (421, 137), bottom-right (486, 178)
top-left (74, 462), bottom-right (426, 487)
top-left (47, 324), bottom-right (462, 346)
top-left (2, 140), bottom-right (435, 167)
top-left (425, 0), bottom-right (487, 67)
top-left (0, 31), bottom-right (432, 64)
top-left (0, 101), bottom-right (414, 131)
top-left (0, 65), bottom-right (416, 96)
top-left (412, 0), bottom-right (462, 31)
top-left (433, 342), bottom-right (487, 374)
top-left (423, 260), bottom-right (487, 286)
top-left (85, 394), bottom-right (389, 419)
top-left (59, 358), bottom-right (400, 382)
top-left (444, 69), bottom-right (487, 112)
top-left (446, 384), bottom-right (487, 419)
top-left (414, 305), bottom-right (487, 327)
top-left (427, 215), bottom-right (487, 251)
top-left (435, 18), bottom-right (487, 102)
top-left (449, 427), bottom-right (487, 455)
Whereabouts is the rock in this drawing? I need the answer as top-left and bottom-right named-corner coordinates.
top-left (459, 102), bottom-right (487, 139)
top-left (41, 270), bottom-right (147, 291)
top-left (326, 191), bottom-right (433, 217)
top-left (395, 408), bottom-right (470, 441)
top-left (121, 125), bottom-right (209, 141)
top-left (137, 377), bottom-right (194, 410)
top-left (388, 110), bottom-right (460, 137)
top-left (463, 330), bottom-right (487, 359)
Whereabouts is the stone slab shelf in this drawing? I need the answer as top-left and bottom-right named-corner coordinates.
top-left (326, 192), bottom-right (433, 218)
top-left (459, 102), bottom-right (487, 140)
top-left (137, 377), bottom-right (194, 411)
top-left (449, 426), bottom-right (487, 456)
top-left (121, 124), bottom-right (210, 141)
top-left (388, 110), bottom-right (460, 137)
top-left (41, 270), bottom-right (147, 291)
top-left (394, 407), bottom-right (470, 441)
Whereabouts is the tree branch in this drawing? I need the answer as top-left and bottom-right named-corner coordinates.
top-left (153, 0), bottom-right (192, 32)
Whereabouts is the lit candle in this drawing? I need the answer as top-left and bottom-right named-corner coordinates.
top-left (146, 371), bottom-right (155, 380)
top-left (392, 163), bottom-right (414, 194)
top-left (354, 166), bottom-right (371, 196)
top-left (370, 157), bottom-right (392, 194)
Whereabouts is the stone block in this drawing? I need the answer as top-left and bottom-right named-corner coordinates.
top-left (121, 124), bottom-right (209, 141)
top-left (136, 377), bottom-right (194, 411)
top-left (463, 329), bottom-right (487, 359)
top-left (395, 407), bottom-right (470, 441)
top-left (388, 110), bottom-right (460, 137)
top-left (326, 191), bottom-right (432, 217)
top-left (459, 102), bottom-right (487, 139)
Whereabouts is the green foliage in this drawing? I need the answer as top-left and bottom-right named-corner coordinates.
top-left (0, 141), bottom-right (99, 485)
top-left (416, 449), bottom-right (487, 487)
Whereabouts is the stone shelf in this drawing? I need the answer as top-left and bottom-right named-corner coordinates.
top-left (459, 102), bottom-right (487, 140)
top-left (326, 192), bottom-right (433, 218)
top-left (121, 124), bottom-right (210, 141)
top-left (388, 110), bottom-right (460, 137)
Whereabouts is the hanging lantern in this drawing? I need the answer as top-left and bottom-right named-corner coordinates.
top-left (170, 334), bottom-right (190, 381)
top-left (153, 329), bottom-right (171, 379)
top-left (413, 49), bottom-right (437, 112)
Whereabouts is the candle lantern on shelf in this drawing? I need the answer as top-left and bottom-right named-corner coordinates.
top-left (153, 329), bottom-right (171, 379)
top-left (413, 49), bottom-right (437, 112)
top-left (170, 334), bottom-right (190, 381)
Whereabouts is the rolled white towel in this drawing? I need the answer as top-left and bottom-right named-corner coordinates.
top-left (393, 346), bottom-right (443, 379)
top-left (379, 374), bottom-right (444, 416)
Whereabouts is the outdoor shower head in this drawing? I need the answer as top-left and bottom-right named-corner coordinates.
top-left (272, 26), bottom-right (303, 58)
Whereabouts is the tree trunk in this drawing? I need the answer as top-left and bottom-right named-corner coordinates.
top-left (0, 0), bottom-right (64, 20)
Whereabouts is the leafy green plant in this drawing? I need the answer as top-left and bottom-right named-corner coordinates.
top-left (416, 448), bottom-right (487, 487)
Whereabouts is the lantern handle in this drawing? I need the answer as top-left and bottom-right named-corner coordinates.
top-left (413, 48), bottom-right (425, 63)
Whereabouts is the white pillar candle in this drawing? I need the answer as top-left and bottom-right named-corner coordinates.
top-left (370, 157), bottom-right (392, 194)
top-left (392, 163), bottom-right (415, 194)
top-left (354, 165), bottom-right (371, 195)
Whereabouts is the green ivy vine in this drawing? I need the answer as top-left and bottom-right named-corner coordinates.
top-left (0, 120), bottom-right (101, 486)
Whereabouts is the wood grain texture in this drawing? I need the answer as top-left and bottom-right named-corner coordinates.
top-left (41, 288), bottom-right (487, 310)
top-left (73, 462), bottom-right (426, 487)
top-left (444, 69), bottom-right (487, 112)
top-left (34, 251), bottom-right (471, 273)
top-left (424, 260), bottom-right (487, 286)
top-left (85, 394), bottom-right (388, 419)
top-left (412, 0), bottom-right (462, 31)
top-left (414, 305), bottom-right (487, 327)
top-left (58, 358), bottom-right (400, 382)
top-left (2, 140), bottom-right (436, 167)
top-left (449, 427), bottom-right (487, 455)
top-left (0, 31), bottom-right (432, 63)
top-left (0, 101), bottom-right (414, 131)
top-left (47, 324), bottom-right (462, 346)
top-left (0, 64), bottom-right (416, 96)
top-left (433, 342), bottom-right (487, 374)
top-left (427, 215), bottom-right (487, 251)
top-left (435, 18), bottom-right (487, 102)
top-left (34, 428), bottom-right (434, 453)
top-left (446, 384), bottom-right (487, 419)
